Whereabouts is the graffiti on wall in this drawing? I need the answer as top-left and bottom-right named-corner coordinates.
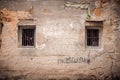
top-left (57, 57), bottom-right (90, 64)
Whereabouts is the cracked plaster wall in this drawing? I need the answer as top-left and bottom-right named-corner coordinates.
top-left (0, 0), bottom-right (120, 80)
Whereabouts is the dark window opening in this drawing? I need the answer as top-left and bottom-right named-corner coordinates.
top-left (0, 22), bottom-right (3, 34)
top-left (22, 29), bottom-right (35, 46)
top-left (87, 29), bottom-right (99, 46)
top-left (18, 26), bottom-right (35, 48)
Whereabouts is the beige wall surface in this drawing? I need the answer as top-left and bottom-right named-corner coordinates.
top-left (0, 0), bottom-right (120, 80)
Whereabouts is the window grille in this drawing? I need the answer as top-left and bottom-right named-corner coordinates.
top-left (22, 29), bottom-right (35, 46)
top-left (18, 26), bottom-right (35, 47)
top-left (87, 29), bottom-right (99, 46)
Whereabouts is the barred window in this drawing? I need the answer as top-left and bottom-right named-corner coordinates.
top-left (85, 20), bottom-right (103, 47)
top-left (86, 28), bottom-right (100, 46)
top-left (22, 29), bottom-right (35, 46)
top-left (18, 26), bottom-right (36, 48)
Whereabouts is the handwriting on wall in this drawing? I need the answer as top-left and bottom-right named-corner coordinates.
top-left (57, 57), bottom-right (90, 64)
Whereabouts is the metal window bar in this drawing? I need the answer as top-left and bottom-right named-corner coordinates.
top-left (22, 29), bottom-right (34, 46)
top-left (87, 29), bottom-right (99, 46)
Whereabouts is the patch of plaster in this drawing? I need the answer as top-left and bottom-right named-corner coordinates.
top-left (64, 1), bottom-right (89, 9)
top-left (43, 28), bottom-right (64, 38)
top-left (70, 23), bottom-right (74, 29)
top-left (37, 43), bottom-right (46, 50)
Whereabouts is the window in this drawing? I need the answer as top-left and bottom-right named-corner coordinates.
top-left (86, 28), bottom-right (99, 46)
top-left (18, 26), bottom-right (36, 48)
top-left (85, 20), bottom-right (103, 47)
top-left (0, 22), bottom-right (3, 48)
top-left (0, 22), bottom-right (3, 34)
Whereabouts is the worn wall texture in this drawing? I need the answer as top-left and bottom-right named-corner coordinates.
top-left (0, 0), bottom-right (120, 80)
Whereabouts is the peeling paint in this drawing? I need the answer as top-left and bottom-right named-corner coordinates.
top-left (0, 8), bottom-right (31, 38)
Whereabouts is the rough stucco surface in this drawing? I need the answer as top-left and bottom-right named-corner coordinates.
top-left (0, 0), bottom-right (120, 80)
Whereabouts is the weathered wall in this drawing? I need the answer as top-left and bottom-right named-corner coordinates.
top-left (0, 0), bottom-right (120, 80)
